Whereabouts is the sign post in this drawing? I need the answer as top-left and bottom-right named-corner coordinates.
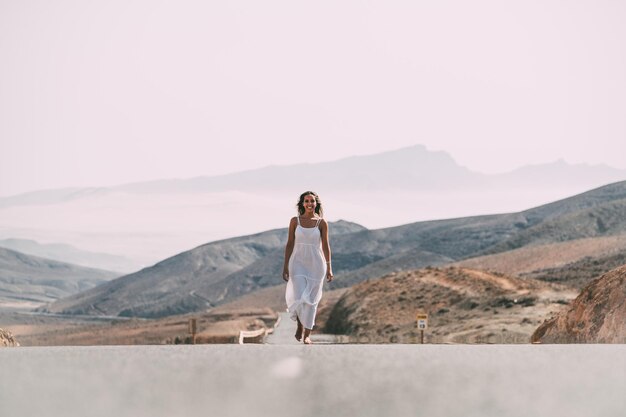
top-left (188, 318), bottom-right (197, 345)
top-left (416, 313), bottom-right (428, 344)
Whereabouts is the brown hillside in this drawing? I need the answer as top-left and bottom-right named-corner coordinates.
top-left (456, 235), bottom-right (626, 288)
top-left (0, 328), bottom-right (19, 347)
top-left (3, 284), bottom-right (337, 346)
top-left (531, 265), bottom-right (626, 343)
top-left (4, 308), bottom-right (278, 346)
top-left (456, 235), bottom-right (626, 277)
top-left (324, 267), bottom-right (576, 344)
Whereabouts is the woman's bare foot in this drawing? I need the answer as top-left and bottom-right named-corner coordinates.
top-left (295, 327), bottom-right (303, 342)
top-left (295, 317), bottom-right (303, 342)
top-left (303, 328), bottom-right (312, 344)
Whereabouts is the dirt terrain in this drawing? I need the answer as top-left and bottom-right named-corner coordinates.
top-left (324, 267), bottom-right (577, 343)
top-left (456, 235), bottom-right (626, 280)
top-left (0, 282), bottom-right (341, 346)
top-left (532, 264), bottom-right (626, 343)
top-left (0, 328), bottom-right (19, 347)
top-left (5, 233), bottom-right (624, 346)
top-left (2, 306), bottom-right (278, 346)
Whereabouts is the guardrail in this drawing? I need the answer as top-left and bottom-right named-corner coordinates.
top-left (238, 328), bottom-right (266, 344)
top-left (238, 315), bottom-right (282, 344)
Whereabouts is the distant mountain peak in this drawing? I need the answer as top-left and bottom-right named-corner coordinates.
top-left (340, 143), bottom-right (458, 163)
top-left (0, 238), bottom-right (139, 273)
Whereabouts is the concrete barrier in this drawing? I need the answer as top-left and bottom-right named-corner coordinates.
top-left (238, 314), bottom-right (282, 344)
top-left (238, 328), bottom-right (267, 344)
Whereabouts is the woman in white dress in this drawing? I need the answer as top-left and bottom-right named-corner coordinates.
top-left (282, 191), bottom-right (334, 344)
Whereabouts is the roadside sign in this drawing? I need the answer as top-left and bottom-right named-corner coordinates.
top-left (416, 313), bottom-right (428, 330)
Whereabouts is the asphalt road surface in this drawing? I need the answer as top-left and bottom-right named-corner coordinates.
top-left (2, 340), bottom-right (625, 417)
top-left (265, 312), bottom-right (343, 344)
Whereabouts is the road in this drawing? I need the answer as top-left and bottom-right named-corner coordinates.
top-left (1, 341), bottom-right (624, 417)
top-left (265, 312), bottom-right (344, 344)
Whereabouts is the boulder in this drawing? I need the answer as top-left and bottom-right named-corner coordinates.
top-left (532, 265), bottom-right (626, 343)
top-left (0, 328), bottom-right (20, 347)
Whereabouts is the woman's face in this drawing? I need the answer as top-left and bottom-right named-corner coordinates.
top-left (302, 194), bottom-right (317, 214)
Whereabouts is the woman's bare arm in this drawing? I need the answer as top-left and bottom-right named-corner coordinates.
top-left (282, 217), bottom-right (297, 281)
top-left (320, 219), bottom-right (333, 282)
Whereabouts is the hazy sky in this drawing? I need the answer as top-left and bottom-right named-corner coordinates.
top-left (1, 1), bottom-right (625, 197)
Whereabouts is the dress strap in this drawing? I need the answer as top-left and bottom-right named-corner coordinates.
top-left (315, 218), bottom-right (321, 228)
top-left (296, 216), bottom-right (301, 226)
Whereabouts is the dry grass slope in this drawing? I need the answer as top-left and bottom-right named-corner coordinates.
top-left (456, 235), bottom-right (626, 288)
top-left (324, 267), bottom-right (576, 344)
top-left (0, 328), bottom-right (19, 347)
top-left (5, 308), bottom-right (278, 346)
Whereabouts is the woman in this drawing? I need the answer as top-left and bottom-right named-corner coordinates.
top-left (282, 191), bottom-right (334, 344)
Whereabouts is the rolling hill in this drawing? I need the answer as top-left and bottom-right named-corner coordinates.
top-left (456, 235), bottom-right (626, 289)
top-left (45, 181), bottom-right (626, 318)
top-left (45, 220), bottom-right (366, 317)
top-left (0, 238), bottom-right (139, 273)
top-left (323, 266), bottom-right (577, 344)
top-left (0, 248), bottom-right (119, 309)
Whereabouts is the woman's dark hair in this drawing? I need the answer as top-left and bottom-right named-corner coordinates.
top-left (297, 191), bottom-right (324, 217)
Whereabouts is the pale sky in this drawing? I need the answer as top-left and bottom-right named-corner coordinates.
top-left (1, 0), bottom-right (625, 197)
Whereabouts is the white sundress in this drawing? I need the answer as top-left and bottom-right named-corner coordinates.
top-left (285, 216), bottom-right (327, 329)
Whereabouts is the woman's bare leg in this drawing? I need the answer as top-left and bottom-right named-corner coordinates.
top-left (295, 316), bottom-right (304, 341)
top-left (303, 328), bottom-right (312, 344)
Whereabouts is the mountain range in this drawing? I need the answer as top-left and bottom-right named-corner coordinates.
top-left (44, 180), bottom-right (626, 319)
top-left (0, 239), bottom-right (137, 273)
top-left (0, 247), bottom-right (119, 310)
top-left (1, 145), bottom-right (625, 267)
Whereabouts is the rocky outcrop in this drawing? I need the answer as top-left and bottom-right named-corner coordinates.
top-left (0, 328), bottom-right (20, 347)
top-left (324, 266), bottom-right (575, 344)
top-left (532, 265), bottom-right (626, 343)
